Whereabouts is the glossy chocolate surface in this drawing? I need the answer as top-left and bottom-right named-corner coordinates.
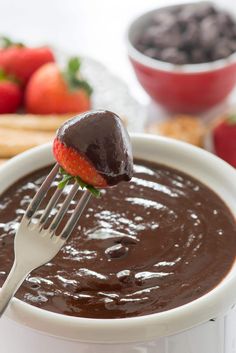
top-left (57, 110), bottom-right (133, 185)
top-left (0, 160), bottom-right (236, 318)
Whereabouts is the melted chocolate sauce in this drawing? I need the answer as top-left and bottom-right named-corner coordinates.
top-left (0, 160), bottom-right (236, 318)
top-left (57, 110), bottom-right (133, 185)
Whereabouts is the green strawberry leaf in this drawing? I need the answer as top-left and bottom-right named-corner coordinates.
top-left (58, 174), bottom-right (73, 189)
top-left (86, 185), bottom-right (101, 198)
top-left (0, 36), bottom-right (24, 48)
top-left (70, 78), bottom-right (93, 96)
top-left (68, 57), bottom-right (81, 75)
top-left (75, 176), bottom-right (101, 197)
top-left (0, 69), bottom-right (7, 80)
top-left (59, 166), bottom-right (68, 175)
top-left (63, 56), bottom-right (93, 97)
top-left (58, 167), bottom-right (101, 198)
top-left (227, 114), bottom-right (236, 125)
top-left (75, 175), bottom-right (87, 189)
top-left (0, 68), bottom-right (21, 85)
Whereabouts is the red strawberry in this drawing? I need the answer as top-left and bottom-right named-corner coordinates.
top-left (53, 138), bottom-right (107, 188)
top-left (213, 115), bottom-right (236, 167)
top-left (0, 37), bottom-right (55, 84)
top-left (0, 69), bottom-right (22, 113)
top-left (25, 57), bottom-right (92, 114)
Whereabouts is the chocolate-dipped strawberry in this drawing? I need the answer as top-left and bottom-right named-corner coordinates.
top-left (53, 110), bottom-right (133, 196)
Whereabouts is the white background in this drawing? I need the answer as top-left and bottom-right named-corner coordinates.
top-left (0, 0), bottom-right (234, 103)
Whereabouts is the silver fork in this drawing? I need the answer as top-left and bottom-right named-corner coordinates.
top-left (0, 163), bottom-right (91, 317)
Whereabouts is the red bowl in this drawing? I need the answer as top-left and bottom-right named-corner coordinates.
top-left (127, 5), bottom-right (236, 114)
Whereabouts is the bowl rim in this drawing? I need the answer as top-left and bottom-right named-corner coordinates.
top-left (2, 134), bottom-right (236, 343)
top-left (126, 2), bottom-right (236, 74)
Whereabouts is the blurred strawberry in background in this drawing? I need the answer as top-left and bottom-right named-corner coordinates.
top-left (213, 115), bottom-right (236, 168)
top-left (0, 69), bottom-right (22, 113)
top-left (25, 57), bottom-right (92, 114)
top-left (0, 36), bottom-right (55, 85)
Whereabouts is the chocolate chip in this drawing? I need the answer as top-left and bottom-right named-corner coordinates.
top-left (200, 17), bottom-right (219, 47)
top-left (141, 26), bottom-right (161, 46)
top-left (194, 3), bottom-right (216, 19)
top-left (152, 29), bottom-right (176, 49)
top-left (217, 12), bottom-right (234, 29)
top-left (160, 48), bottom-right (187, 65)
top-left (178, 6), bottom-right (198, 23)
top-left (143, 48), bottom-right (160, 59)
top-left (191, 49), bottom-right (205, 63)
top-left (213, 43), bottom-right (232, 60)
top-left (152, 11), bottom-right (177, 31)
top-left (181, 22), bottom-right (199, 48)
top-left (229, 40), bottom-right (236, 53)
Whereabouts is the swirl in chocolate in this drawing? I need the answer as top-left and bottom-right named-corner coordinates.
top-left (57, 110), bottom-right (133, 186)
top-left (0, 159), bottom-right (236, 318)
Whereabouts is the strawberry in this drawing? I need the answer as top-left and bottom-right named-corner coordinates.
top-left (0, 69), bottom-right (22, 113)
top-left (53, 138), bottom-right (107, 190)
top-left (213, 115), bottom-right (236, 167)
top-left (53, 110), bottom-right (133, 197)
top-left (0, 37), bottom-right (55, 85)
top-left (25, 57), bottom-right (92, 114)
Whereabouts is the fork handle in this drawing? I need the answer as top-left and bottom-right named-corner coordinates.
top-left (0, 261), bottom-right (31, 318)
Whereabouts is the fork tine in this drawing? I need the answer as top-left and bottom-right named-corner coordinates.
top-left (39, 187), bottom-right (63, 228)
top-left (60, 189), bottom-right (91, 240)
top-left (48, 182), bottom-right (79, 233)
top-left (26, 164), bottom-right (59, 219)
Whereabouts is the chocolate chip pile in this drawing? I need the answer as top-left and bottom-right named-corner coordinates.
top-left (135, 2), bottom-right (236, 64)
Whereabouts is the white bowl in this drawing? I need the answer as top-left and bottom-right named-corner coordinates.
top-left (1, 134), bottom-right (236, 352)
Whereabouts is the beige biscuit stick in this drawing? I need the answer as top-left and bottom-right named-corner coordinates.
top-left (0, 114), bottom-right (73, 132)
top-left (0, 114), bottom-right (128, 132)
top-left (0, 127), bottom-right (54, 158)
top-left (0, 113), bottom-right (128, 158)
